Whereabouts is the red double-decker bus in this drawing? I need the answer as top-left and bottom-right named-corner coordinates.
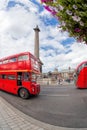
top-left (0, 52), bottom-right (40, 99)
top-left (74, 61), bottom-right (87, 89)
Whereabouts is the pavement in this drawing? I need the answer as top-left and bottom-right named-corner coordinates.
top-left (0, 96), bottom-right (87, 130)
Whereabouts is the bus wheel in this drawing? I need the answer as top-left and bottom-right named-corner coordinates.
top-left (19, 88), bottom-right (29, 99)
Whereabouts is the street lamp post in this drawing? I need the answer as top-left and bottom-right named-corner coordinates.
top-left (68, 67), bottom-right (71, 83)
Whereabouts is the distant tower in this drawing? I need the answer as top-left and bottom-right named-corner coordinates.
top-left (34, 25), bottom-right (43, 73)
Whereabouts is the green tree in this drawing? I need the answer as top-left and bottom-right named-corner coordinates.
top-left (41, 0), bottom-right (87, 44)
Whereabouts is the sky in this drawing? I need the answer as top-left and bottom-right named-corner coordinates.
top-left (0, 0), bottom-right (87, 72)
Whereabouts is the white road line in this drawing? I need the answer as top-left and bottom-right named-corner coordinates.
top-left (40, 94), bottom-right (70, 97)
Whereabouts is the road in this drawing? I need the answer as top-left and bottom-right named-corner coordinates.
top-left (0, 84), bottom-right (87, 128)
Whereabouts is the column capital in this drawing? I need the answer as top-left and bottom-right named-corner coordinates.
top-left (34, 25), bottom-right (40, 32)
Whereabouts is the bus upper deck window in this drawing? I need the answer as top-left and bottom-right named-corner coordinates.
top-left (84, 62), bottom-right (87, 66)
top-left (18, 55), bottom-right (29, 61)
top-left (3, 60), bottom-right (9, 64)
top-left (0, 61), bottom-right (2, 64)
top-left (9, 57), bottom-right (17, 62)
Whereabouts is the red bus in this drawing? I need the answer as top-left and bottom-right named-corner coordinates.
top-left (74, 61), bottom-right (87, 89)
top-left (0, 52), bottom-right (40, 99)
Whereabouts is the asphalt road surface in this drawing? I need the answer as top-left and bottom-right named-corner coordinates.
top-left (0, 84), bottom-right (87, 128)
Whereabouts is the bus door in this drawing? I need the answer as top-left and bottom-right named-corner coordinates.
top-left (17, 72), bottom-right (22, 86)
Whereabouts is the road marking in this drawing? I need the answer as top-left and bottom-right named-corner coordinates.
top-left (40, 94), bottom-right (70, 97)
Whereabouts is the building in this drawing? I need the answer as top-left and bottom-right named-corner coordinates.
top-left (60, 68), bottom-right (75, 81)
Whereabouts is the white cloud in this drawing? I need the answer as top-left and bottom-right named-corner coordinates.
top-left (0, 0), bottom-right (87, 73)
top-left (0, 0), bottom-right (9, 10)
top-left (0, 2), bottom-right (40, 58)
top-left (41, 40), bottom-right (87, 72)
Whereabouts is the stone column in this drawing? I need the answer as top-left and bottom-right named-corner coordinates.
top-left (34, 25), bottom-right (40, 59)
top-left (34, 25), bottom-right (43, 73)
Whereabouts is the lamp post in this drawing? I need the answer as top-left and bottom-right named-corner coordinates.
top-left (68, 67), bottom-right (71, 83)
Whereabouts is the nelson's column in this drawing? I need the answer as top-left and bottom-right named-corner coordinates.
top-left (34, 25), bottom-right (43, 73)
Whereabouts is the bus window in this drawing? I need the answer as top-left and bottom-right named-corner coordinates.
top-left (3, 60), bottom-right (9, 64)
top-left (84, 62), bottom-right (87, 66)
top-left (77, 65), bottom-right (83, 74)
top-left (24, 72), bottom-right (30, 81)
top-left (18, 55), bottom-right (29, 61)
top-left (8, 75), bottom-right (16, 80)
top-left (78, 63), bottom-right (87, 73)
top-left (1, 74), bottom-right (7, 79)
top-left (9, 57), bottom-right (17, 62)
top-left (0, 75), bottom-right (1, 78)
top-left (0, 61), bottom-right (2, 64)
top-left (32, 73), bottom-right (37, 82)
